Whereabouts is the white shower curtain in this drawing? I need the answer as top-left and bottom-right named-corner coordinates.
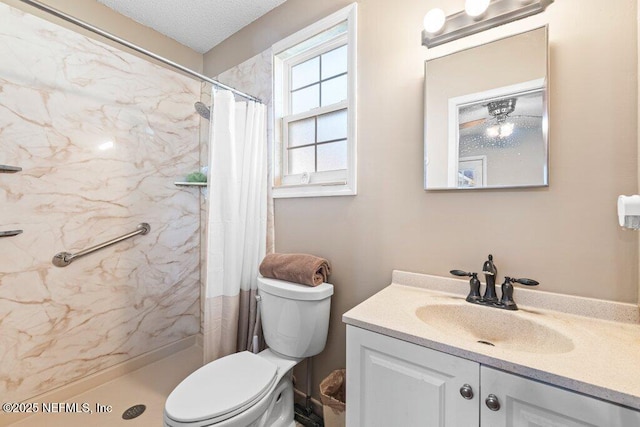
top-left (204, 90), bottom-right (269, 363)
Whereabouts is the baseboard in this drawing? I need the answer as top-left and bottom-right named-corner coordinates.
top-left (1, 335), bottom-right (198, 426)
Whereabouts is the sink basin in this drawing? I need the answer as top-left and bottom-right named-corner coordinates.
top-left (415, 304), bottom-right (574, 354)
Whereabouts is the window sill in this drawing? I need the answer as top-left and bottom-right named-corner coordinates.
top-left (273, 181), bottom-right (356, 198)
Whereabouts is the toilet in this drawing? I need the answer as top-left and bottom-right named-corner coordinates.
top-left (164, 276), bottom-right (333, 427)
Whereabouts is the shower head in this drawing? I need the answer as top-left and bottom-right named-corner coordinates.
top-left (194, 101), bottom-right (211, 120)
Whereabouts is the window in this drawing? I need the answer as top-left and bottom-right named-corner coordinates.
top-left (272, 4), bottom-right (357, 198)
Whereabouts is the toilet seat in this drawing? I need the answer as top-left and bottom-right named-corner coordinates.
top-left (165, 351), bottom-right (278, 425)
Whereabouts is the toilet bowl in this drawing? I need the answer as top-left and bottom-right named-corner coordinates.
top-left (164, 277), bottom-right (333, 427)
top-left (164, 350), bottom-right (297, 427)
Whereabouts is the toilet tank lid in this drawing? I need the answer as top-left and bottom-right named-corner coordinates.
top-left (257, 276), bottom-right (333, 300)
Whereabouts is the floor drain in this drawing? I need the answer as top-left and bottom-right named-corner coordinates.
top-left (477, 340), bottom-right (495, 346)
top-left (122, 404), bottom-right (146, 420)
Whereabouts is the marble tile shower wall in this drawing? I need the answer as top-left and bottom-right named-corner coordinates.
top-left (0, 4), bottom-right (201, 402)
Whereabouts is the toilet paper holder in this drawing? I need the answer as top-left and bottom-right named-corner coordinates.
top-left (618, 195), bottom-right (640, 230)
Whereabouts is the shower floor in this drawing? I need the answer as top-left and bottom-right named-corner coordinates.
top-left (7, 345), bottom-right (203, 427)
top-left (6, 345), bottom-right (308, 427)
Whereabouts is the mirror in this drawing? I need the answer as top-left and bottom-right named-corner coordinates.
top-left (424, 27), bottom-right (548, 190)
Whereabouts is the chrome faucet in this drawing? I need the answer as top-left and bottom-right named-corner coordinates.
top-left (450, 254), bottom-right (539, 311)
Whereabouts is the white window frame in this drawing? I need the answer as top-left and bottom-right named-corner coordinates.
top-left (272, 3), bottom-right (357, 198)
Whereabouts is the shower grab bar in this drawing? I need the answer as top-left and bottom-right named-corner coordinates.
top-left (0, 165), bottom-right (22, 173)
top-left (0, 230), bottom-right (23, 238)
top-left (52, 223), bottom-right (150, 267)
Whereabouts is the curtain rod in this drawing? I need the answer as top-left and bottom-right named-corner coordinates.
top-left (17, 0), bottom-right (263, 104)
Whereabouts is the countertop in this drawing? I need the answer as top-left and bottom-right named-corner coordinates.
top-left (342, 271), bottom-right (640, 411)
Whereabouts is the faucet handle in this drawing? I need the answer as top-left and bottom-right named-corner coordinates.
top-left (510, 277), bottom-right (539, 286)
top-left (450, 270), bottom-right (473, 277)
top-left (501, 276), bottom-right (539, 310)
top-left (451, 270), bottom-right (482, 303)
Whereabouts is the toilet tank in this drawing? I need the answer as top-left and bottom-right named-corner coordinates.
top-left (257, 277), bottom-right (333, 358)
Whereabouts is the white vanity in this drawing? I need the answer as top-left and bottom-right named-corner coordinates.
top-left (343, 271), bottom-right (640, 427)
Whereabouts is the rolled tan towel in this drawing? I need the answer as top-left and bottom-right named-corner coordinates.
top-left (259, 253), bottom-right (331, 287)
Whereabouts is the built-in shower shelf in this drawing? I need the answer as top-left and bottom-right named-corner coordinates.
top-left (174, 181), bottom-right (207, 187)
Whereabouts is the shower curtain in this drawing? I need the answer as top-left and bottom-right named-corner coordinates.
top-left (204, 90), bottom-right (269, 363)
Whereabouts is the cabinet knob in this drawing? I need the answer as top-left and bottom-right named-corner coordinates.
top-left (459, 384), bottom-right (474, 400)
top-left (485, 394), bottom-right (501, 411)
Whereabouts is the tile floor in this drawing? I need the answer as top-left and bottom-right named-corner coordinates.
top-left (5, 345), bottom-right (308, 427)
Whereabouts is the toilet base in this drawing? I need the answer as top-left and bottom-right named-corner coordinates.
top-left (250, 373), bottom-right (296, 427)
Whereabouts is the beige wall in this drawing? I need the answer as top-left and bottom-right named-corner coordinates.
top-left (3, 0), bottom-right (203, 72)
top-left (205, 0), bottom-right (638, 401)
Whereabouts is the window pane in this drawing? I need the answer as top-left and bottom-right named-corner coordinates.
top-left (292, 84), bottom-right (320, 114)
top-left (289, 146), bottom-right (316, 174)
top-left (291, 56), bottom-right (320, 90)
top-left (321, 74), bottom-right (347, 106)
top-left (321, 45), bottom-right (348, 80)
top-left (317, 140), bottom-right (347, 172)
top-left (288, 117), bottom-right (316, 147)
top-left (317, 109), bottom-right (347, 142)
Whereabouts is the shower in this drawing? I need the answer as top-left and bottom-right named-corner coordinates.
top-left (1, 0), bottom-right (204, 404)
top-left (194, 101), bottom-right (211, 120)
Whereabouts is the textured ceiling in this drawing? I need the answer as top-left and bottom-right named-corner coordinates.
top-left (96, 0), bottom-right (287, 54)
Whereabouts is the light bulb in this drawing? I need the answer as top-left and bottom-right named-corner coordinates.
top-left (486, 123), bottom-right (514, 138)
top-left (423, 8), bottom-right (445, 34)
top-left (486, 126), bottom-right (500, 138)
top-left (465, 0), bottom-right (490, 17)
top-left (500, 122), bottom-right (514, 137)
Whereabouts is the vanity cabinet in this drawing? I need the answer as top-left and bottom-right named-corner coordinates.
top-left (346, 326), bottom-right (479, 426)
top-left (346, 326), bottom-right (640, 427)
top-left (481, 366), bottom-right (640, 427)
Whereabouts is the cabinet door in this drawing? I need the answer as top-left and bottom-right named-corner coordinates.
top-left (480, 366), bottom-right (640, 427)
top-left (346, 326), bottom-right (480, 427)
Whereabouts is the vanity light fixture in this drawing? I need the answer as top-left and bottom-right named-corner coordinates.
top-left (422, 0), bottom-right (553, 48)
top-left (465, 0), bottom-right (490, 18)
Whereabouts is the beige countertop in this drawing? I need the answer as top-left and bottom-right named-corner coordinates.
top-left (342, 271), bottom-right (640, 411)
